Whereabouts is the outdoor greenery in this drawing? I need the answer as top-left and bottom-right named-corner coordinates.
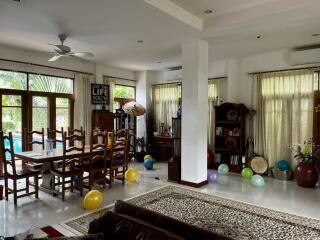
top-left (114, 85), bottom-right (135, 99)
top-left (0, 70), bottom-right (72, 134)
top-left (2, 95), bottom-right (22, 134)
top-left (0, 70), bottom-right (27, 90)
top-left (32, 96), bottom-right (48, 132)
top-left (29, 74), bottom-right (73, 94)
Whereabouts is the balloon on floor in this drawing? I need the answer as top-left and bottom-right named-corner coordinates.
top-left (144, 159), bottom-right (153, 170)
top-left (251, 174), bottom-right (265, 187)
top-left (218, 164), bottom-right (229, 175)
top-left (83, 190), bottom-right (103, 210)
top-left (144, 154), bottom-right (152, 160)
top-left (144, 154), bottom-right (156, 164)
top-left (241, 167), bottom-right (253, 180)
top-left (277, 160), bottom-right (291, 171)
top-left (125, 167), bottom-right (139, 182)
top-left (208, 170), bottom-right (219, 183)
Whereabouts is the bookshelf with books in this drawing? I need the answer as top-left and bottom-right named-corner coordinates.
top-left (213, 102), bottom-right (247, 173)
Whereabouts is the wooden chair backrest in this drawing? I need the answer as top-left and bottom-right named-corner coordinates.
top-left (88, 130), bottom-right (108, 169)
top-left (61, 132), bottom-right (85, 173)
top-left (0, 132), bottom-right (16, 176)
top-left (24, 128), bottom-right (45, 151)
top-left (109, 129), bottom-right (129, 163)
top-left (47, 127), bottom-right (64, 147)
top-left (68, 127), bottom-right (84, 146)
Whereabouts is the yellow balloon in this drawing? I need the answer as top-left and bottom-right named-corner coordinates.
top-left (125, 167), bottom-right (139, 182)
top-left (83, 190), bottom-right (103, 210)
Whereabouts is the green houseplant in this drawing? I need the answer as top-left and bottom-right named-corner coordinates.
top-left (293, 140), bottom-right (319, 188)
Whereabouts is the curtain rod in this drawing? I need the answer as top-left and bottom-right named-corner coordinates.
top-left (0, 58), bottom-right (94, 76)
top-left (105, 75), bottom-right (136, 82)
top-left (152, 76), bottom-right (227, 86)
top-left (248, 66), bottom-right (320, 75)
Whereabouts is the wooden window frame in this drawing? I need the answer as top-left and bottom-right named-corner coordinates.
top-left (0, 69), bottom-right (74, 176)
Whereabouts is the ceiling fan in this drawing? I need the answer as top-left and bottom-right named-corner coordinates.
top-left (48, 34), bottom-right (94, 63)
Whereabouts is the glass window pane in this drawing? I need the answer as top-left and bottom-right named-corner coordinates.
top-left (0, 70), bottom-right (27, 90)
top-left (114, 85), bottom-right (135, 99)
top-left (32, 96), bottom-right (48, 133)
top-left (2, 95), bottom-right (21, 107)
top-left (56, 98), bottom-right (70, 130)
top-left (29, 74), bottom-right (73, 94)
top-left (2, 95), bottom-right (22, 154)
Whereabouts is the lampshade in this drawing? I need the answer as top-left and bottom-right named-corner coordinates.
top-left (122, 101), bottom-right (145, 116)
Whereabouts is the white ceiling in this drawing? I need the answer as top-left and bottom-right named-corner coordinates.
top-left (0, 0), bottom-right (320, 71)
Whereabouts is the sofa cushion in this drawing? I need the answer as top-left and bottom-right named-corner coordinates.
top-left (113, 200), bottom-right (231, 240)
top-left (88, 211), bottom-right (181, 240)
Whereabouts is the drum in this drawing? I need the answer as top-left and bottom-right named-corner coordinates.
top-left (248, 155), bottom-right (268, 174)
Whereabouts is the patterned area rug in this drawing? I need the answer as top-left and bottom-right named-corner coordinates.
top-left (62, 185), bottom-right (320, 239)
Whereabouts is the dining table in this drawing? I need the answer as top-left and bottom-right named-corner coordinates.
top-left (15, 146), bottom-right (105, 194)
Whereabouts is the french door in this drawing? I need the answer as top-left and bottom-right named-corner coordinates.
top-left (0, 90), bottom-right (27, 175)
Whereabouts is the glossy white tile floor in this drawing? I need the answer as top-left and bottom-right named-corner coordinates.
top-left (1, 163), bottom-right (320, 237)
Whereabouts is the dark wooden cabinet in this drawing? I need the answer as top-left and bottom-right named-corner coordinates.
top-left (92, 110), bottom-right (114, 133)
top-left (168, 117), bottom-right (181, 182)
top-left (151, 136), bottom-right (173, 162)
top-left (114, 109), bottom-right (136, 156)
top-left (213, 103), bottom-right (247, 173)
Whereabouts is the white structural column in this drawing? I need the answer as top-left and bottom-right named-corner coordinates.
top-left (226, 58), bottom-right (241, 103)
top-left (181, 39), bottom-right (208, 185)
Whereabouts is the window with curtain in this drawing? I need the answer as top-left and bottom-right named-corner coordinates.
top-left (152, 79), bottom-right (224, 150)
top-left (152, 83), bottom-right (181, 131)
top-left (253, 69), bottom-right (316, 168)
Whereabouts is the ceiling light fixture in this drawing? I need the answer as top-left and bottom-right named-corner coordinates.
top-left (204, 9), bottom-right (213, 14)
top-left (137, 40), bottom-right (144, 43)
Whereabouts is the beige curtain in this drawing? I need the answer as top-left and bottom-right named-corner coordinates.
top-left (74, 73), bottom-right (92, 143)
top-left (103, 76), bottom-right (115, 112)
top-left (253, 69), bottom-right (315, 168)
top-left (208, 78), bottom-right (224, 151)
top-left (152, 83), bottom-right (181, 131)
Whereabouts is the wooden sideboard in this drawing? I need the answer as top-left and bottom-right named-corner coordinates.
top-left (151, 136), bottom-right (173, 162)
top-left (92, 110), bottom-right (114, 132)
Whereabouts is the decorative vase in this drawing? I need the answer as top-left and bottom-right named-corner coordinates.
top-left (295, 163), bottom-right (319, 188)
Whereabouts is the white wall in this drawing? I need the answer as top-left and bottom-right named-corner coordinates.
top-left (0, 44), bottom-right (96, 78)
top-left (136, 70), bottom-right (156, 141)
top-left (0, 44), bottom-right (137, 84)
top-left (95, 63), bottom-right (136, 84)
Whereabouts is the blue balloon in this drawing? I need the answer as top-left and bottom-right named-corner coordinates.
top-left (218, 164), bottom-right (229, 175)
top-left (144, 159), bottom-right (153, 170)
top-left (251, 174), bottom-right (265, 187)
top-left (277, 160), bottom-right (291, 171)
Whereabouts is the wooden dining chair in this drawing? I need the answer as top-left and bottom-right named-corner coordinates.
top-left (83, 130), bottom-right (108, 190)
top-left (106, 129), bottom-right (129, 188)
top-left (68, 127), bottom-right (84, 146)
top-left (51, 132), bottom-right (85, 201)
top-left (24, 128), bottom-right (45, 172)
top-left (47, 127), bottom-right (64, 148)
top-left (0, 131), bottom-right (39, 205)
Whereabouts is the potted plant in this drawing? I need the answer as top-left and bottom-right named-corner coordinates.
top-left (293, 140), bottom-right (319, 188)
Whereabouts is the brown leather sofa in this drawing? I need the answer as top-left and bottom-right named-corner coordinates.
top-left (88, 200), bottom-right (232, 240)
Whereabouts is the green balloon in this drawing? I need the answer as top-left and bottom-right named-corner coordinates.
top-left (241, 168), bottom-right (253, 180)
